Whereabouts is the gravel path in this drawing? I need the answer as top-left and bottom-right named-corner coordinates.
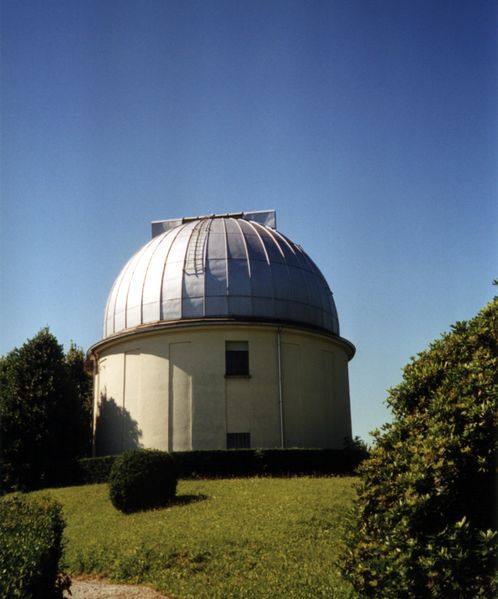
top-left (64, 576), bottom-right (170, 599)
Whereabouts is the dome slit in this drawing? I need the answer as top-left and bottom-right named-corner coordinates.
top-left (182, 219), bottom-right (208, 318)
top-left (202, 218), bottom-right (214, 317)
top-left (222, 217), bottom-right (229, 295)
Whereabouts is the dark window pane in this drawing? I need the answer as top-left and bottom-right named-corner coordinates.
top-left (226, 350), bottom-right (249, 375)
top-left (225, 341), bottom-right (249, 375)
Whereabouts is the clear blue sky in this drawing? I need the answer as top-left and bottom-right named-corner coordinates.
top-left (1, 0), bottom-right (496, 442)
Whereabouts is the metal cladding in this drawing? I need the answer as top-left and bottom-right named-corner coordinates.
top-left (103, 212), bottom-right (340, 339)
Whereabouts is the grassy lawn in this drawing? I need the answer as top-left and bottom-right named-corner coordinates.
top-left (36, 477), bottom-right (357, 599)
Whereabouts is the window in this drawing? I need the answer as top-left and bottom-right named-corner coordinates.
top-left (227, 432), bottom-right (251, 449)
top-left (225, 341), bottom-right (249, 376)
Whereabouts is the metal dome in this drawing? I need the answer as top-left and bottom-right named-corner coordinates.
top-left (103, 211), bottom-right (340, 339)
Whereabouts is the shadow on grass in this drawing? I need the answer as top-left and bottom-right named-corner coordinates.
top-left (170, 494), bottom-right (209, 507)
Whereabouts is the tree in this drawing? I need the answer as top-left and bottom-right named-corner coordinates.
top-left (65, 343), bottom-right (93, 457)
top-left (341, 298), bottom-right (498, 598)
top-left (0, 329), bottom-right (93, 491)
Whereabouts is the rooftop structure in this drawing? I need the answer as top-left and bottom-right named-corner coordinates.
top-left (103, 210), bottom-right (339, 339)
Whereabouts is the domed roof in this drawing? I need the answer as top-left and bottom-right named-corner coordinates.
top-left (103, 211), bottom-right (340, 339)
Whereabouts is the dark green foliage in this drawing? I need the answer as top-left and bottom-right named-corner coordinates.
top-left (40, 455), bottom-right (116, 489)
top-left (341, 298), bottom-right (498, 598)
top-left (173, 447), bottom-right (368, 478)
top-left (65, 343), bottom-right (93, 457)
top-left (78, 447), bottom-right (367, 485)
top-left (0, 493), bottom-right (69, 599)
top-left (78, 455), bottom-right (118, 484)
top-left (109, 449), bottom-right (178, 513)
top-left (0, 329), bottom-right (93, 492)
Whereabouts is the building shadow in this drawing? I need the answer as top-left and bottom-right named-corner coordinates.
top-left (95, 392), bottom-right (142, 456)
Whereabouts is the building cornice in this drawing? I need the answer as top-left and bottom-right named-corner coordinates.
top-left (88, 318), bottom-right (356, 361)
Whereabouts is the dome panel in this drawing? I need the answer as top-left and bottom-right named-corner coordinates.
top-left (141, 233), bottom-right (176, 323)
top-left (249, 259), bottom-right (273, 297)
top-left (205, 257), bottom-right (227, 297)
top-left (102, 214), bottom-right (340, 338)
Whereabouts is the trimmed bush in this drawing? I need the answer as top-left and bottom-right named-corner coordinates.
top-left (0, 493), bottom-right (69, 599)
top-left (109, 449), bottom-right (178, 513)
top-left (341, 298), bottom-right (498, 598)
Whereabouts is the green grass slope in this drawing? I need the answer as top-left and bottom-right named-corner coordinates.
top-left (36, 477), bottom-right (357, 599)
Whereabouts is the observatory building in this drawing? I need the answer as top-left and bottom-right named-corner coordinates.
top-left (89, 210), bottom-right (355, 455)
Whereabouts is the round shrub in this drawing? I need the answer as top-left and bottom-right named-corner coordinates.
top-left (109, 449), bottom-right (178, 513)
top-left (341, 298), bottom-right (498, 598)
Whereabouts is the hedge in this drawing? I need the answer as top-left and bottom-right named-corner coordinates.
top-left (109, 449), bottom-right (178, 513)
top-left (0, 493), bottom-right (69, 599)
top-left (74, 447), bottom-right (367, 484)
top-left (78, 456), bottom-right (117, 484)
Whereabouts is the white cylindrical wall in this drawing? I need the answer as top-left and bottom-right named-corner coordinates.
top-left (93, 324), bottom-right (353, 454)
